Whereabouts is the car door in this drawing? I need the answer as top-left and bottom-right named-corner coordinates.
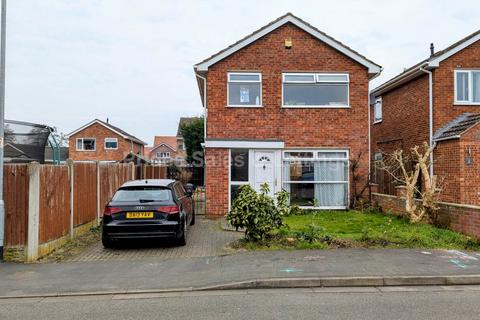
top-left (174, 183), bottom-right (192, 224)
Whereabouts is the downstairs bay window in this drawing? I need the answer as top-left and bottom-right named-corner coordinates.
top-left (283, 150), bottom-right (349, 208)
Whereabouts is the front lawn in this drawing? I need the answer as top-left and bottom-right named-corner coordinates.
top-left (232, 210), bottom-right (480, 251)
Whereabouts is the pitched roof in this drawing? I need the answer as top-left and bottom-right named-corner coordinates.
top-left (153, 136), bottom-right (177, 150)
top-left (177, 117), bottom-right (200, 137)
top-left (433, 113), bottom-right (480, 142)
top-left (67, 119), bottom-right (147, 145)
top-left (194, 13), bottom-right (381, 75)
top-left (372, 28), bottom-right (480, 96)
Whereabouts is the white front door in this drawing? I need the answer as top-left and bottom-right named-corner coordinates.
top-left (254, 151), bottom-right (276, 197)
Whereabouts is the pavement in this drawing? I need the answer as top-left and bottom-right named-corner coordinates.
top-left (1, 248), bottom-right (480, 298)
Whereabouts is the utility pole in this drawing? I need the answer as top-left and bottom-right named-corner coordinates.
top-left (0, 0), bottom-right (7, 262)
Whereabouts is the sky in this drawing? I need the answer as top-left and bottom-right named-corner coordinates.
top-left (4, 0), bottom-right (480, 145)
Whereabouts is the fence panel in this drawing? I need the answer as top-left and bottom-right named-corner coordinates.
top-left (4, 164), bottom-right (29, 246)
top-left (38, 165), bottom-right (70, 244)
top-left (73, 162), bottom-right (98, 226)
top-left (99, 163), bottom-right (132, 208)
top-left (144, 165), bottom-right (167, 179)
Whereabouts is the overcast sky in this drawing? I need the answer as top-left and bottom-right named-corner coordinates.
top-left (4, 0), bottom-right (480, 145)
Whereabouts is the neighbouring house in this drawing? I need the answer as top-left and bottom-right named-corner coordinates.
top-left (194, 13), bottom-right (382, 215)
top-left (371, 29), bottom-right (480, 206)
top-left (148, 136), bottom-right (181, 164)
top-left (67, 119), bottom-right (147, 162)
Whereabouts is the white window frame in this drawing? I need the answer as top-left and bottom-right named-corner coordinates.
top-left (104, 138), bottom-right (118, 150)
top-left (373, 97), bottom-right (382, 123)
top-left (282, 73), bottom-right (350, 108)
top-left (454, 70), bottom-right (480, 105)
top-left (76, 138), bottom-right (96, 151)
top-left (227, 72), bottom-right (262, 107)
top-left (282, 149), bottom-right (349, 209)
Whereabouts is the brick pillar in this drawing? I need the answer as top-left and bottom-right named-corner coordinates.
top-left (205, 148), bottom-right (229, 216)
top-left (395, 185), bottom-right (407, 197)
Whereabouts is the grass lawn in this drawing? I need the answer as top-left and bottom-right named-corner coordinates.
top-left (234, 210), bottom-right (480, 251)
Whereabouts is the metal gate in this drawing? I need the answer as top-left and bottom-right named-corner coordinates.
top-left (193, 187), bottom-right (205, 215)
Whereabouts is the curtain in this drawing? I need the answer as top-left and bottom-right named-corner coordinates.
top-left (314, 160), bottom-right (347, 207)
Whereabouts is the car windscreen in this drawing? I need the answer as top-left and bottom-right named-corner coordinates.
top-left (112, 187), bottom-right (174, 203)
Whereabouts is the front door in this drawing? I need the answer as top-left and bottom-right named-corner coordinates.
top-left (254, 151), bottom-right (276, 197)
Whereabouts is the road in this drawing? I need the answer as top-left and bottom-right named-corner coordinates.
top-left (1, 286), bottom-right (480, 319)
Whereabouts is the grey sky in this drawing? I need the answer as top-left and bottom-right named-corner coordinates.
top-left (4, 0), bottom-right (480, 145)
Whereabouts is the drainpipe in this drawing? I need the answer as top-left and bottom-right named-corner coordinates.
top-left (420, 66), bottom-right (434, 181)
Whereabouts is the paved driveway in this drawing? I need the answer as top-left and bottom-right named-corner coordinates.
top-left (63, 218), bottom-right (242, 262)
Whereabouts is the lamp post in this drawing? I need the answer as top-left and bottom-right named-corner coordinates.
top-left (0, 0), bottom-right (7, 262)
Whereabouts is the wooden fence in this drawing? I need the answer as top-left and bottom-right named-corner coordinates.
top-left (3, 161), bottom-right (167, 262)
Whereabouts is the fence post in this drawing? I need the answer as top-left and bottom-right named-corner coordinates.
top-left (96, 161), bottom-right (101, 226)
top-left (130, 161), bottom-right (135, 180)
top-left (67, 159), bottom-right (74, 239)
top-left (26, 162), bottom-right (40, 262)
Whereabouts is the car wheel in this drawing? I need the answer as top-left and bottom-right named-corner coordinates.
top-left (102, 237), bottom-right (116, 249)
top-left (177, 217), bottom-right (187, 246)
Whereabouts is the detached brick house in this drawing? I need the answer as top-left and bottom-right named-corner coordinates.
top-left (371, 29), bottom-right (480, 205)
top-left (194, 13), bottom-right (382, 215)
top-left (148, 136), bottom-right (182, 164)
top-left (68, 119), bottom-right (147, 162)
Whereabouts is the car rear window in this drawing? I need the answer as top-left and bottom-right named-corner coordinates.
top-left (112, 187), bottom-right (173, 202)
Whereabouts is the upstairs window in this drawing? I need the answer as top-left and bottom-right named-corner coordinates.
top-left (374, 97), bottom-right (382, 123)
top-left (227, 73), bottom-right (262, 107)
top-left (156, 152), bottom-right (170, 158)
top-left (104, 138), bottom-right (118, 150)
top-left (283, 73), bottom-right (349, 107)
top-left (455, 70), bottom-right (480, 104)
top-left (76, 138), bottom-right (96, 151)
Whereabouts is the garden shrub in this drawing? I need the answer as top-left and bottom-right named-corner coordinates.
top-left (227, 183), bottom-right (290, 241)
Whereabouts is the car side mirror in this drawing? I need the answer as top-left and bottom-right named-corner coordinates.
top-left (185, 183), bottom-right (195, 197)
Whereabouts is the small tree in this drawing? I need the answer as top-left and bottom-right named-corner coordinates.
top-left (180, 117), bottom-right (204, 164)
top-left (349, 151), bottom-right (370, 209)
top-left (378, 142), bottom-right (442, 223)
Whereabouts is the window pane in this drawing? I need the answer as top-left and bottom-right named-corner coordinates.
top-left (105, 139), bottom-right (117, 149)
top-left (283, 161), bottom-right (315, 182)
top-left (318, 152), bottom-right (347, 158)
top-left (456, 72), bottom-right (469, 101)
top-left (285, 183), bottom-right (315, 206)
top-left (231, 149), bottom-right (249, 182)
top-left (315, 183), bottom-right (347, 207)
top-left (283, 83), bottom-right (348, 106)
top-left (473, 72), bottom-right (480, 103)
top-left (228, 83), bottom-right (261, 105)
top-left (229, 74), bottom-right (260, 81)
top-left (284, 152), bottom-right (313, 159)
top-left (317, 74), bottom-right (348, 82)
top-left (284, 74), bottom-right (315, 82)
top-left (83, 139), bottom-right (95, 150)
top-left (315, 161), bottom-right (348, 181)
top-left (76, 139), bottom-right (83, 150)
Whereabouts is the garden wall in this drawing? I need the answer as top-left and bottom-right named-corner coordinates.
top-left (372, 192), bottom-right (480, 240)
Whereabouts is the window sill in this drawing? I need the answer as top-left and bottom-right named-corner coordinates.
top-left (299, 206), bottom-right (348, 210)
top-left (281, 105), bottom-right (351, 109)
top-left (454, 102), bottom-right (480, 106)
top-left (373, 120), bottom-right (382, 124)
top-left (226, 105), bottom-right (263, 108)
top-left (76, 150), bottom-right (96, 152)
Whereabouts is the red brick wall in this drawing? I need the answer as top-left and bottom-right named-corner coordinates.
top-left (434, 139), bottom-right (461, 203)
top-left (205, 23), bottom-right (372, 215)
top-left (371, 75), bottom-right (430, 157)
top-left (458, 124), bottom-right (480, 205)
top-left (69, 123), bottom-right (144, 161)
top-left (373, 193), bottom-right (480, 240)
top-left (205, 148), bottom-right (229, 215)
top-left (149, 145), bottom-right (178, 162)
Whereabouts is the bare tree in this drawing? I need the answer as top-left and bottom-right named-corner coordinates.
top-left (378, 142), bottom-right (442, 223)
top-left (349, 151), bottom-right (370, 209)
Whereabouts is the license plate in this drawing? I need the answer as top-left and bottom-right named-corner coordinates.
top-left (126, 212), bottom-right (154, 219)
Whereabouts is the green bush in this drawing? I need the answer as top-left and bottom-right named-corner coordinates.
top-left (227, 184), bottom-right (289, 241)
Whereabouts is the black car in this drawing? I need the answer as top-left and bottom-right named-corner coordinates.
top-left (102, 179), bottom-right (195, 248)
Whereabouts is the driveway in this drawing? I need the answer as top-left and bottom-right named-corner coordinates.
top-left (49, 217), bottom-right (242, 263)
